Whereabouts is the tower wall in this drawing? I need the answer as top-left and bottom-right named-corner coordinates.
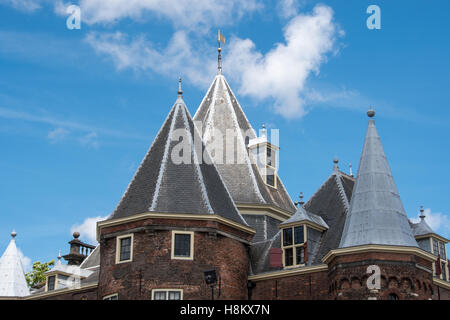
top-left (327, 251), bottom-right (433, 300)
top-left (98, 217), bottom-right (253, 300)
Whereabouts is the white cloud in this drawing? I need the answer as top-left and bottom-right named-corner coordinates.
top-left (86, 4), bottom-right (341, 119)
top-left (277, 0), bottom-right (301, 19)
top-left (17, 249), bottom-right (32, 272)
top-left (411, 208), bottom-right (450, 238)
top-left (79, 131), bottom-right (99, 149)
top-left (0, 0), bottom-right (41, 12)
top-left (54, 0), bottom-right (261, 31)
top-left (70, 216), bottom-right (108, 244)
top-left (86, 30), bottom-right (216, 88)
top-left (226, 4), bottom-right (340, 118)
top-left (47, 127), bottom-right (69, 143)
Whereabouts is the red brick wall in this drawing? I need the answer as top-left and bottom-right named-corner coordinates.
top-left (327, 251), bottom-right (434, 300)
top-left (98, 217), bottom-right (251, 300)
top-left (250, 270), bottom-right (329, 300)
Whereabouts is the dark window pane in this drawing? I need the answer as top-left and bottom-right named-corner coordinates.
top-left (388, 293), bottom-right (399, 300)
top-left (154, 291), bottom-right (166, 300)
top-left (433, 240), bottom-right (439, 256)
top-left (283, 228), bottom-right (293, 246)
top-left (442, 262), bottom-right (447, 280)
top-left (266, 166), bottom-right (275, 187)
top-left (439, 242), bottom-right (446, 259)
top-left (267, 148), bottom-right (273, 166)
top-left (296, 247), bottom-right (304, 265)
top-left (294, 226), bottom-right (304, 244)
top-left (284, 248), bottom-right (293, 266)
top-left (47, 276), bottom-right (55, 291)
top-left (168, 291), bottom-right (181, 300)
top-left (174, 234), bottom-right (191, 257)
top-left (120, 237), bottom-right (131, 261)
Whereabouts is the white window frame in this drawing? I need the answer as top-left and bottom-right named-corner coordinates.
top-left (151, 289), bottom-right (183, 300)
top-left (264, 145), bottom-right (277, 189)
top-left (281, 225), bottom-right (306, 268)
top-left (171, 231), bottom-right (194, 260)
top-left (103, 293), bottom-right (119, 300)
top-left (45, 274), bottom-right (57, 292)
top-left (115, 233), bottom-right (134, 264)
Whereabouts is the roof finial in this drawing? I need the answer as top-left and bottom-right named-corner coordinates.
top-left (333, 157), bottom-right (339, 171)
top-left (261, 123), bottom-right (267, 137)
top-left (367, 107), bottom-right (375, 118)
top-left (177, 76), bottom-right (183, 97)
top-left (299, 192), bottom-right (304, 206)
top-left (217, 30), bottom-right (226, 74)
top-left (349, 163), bottom-right (353, 177)
top-left (295, 192), bottom-right (305, 207)
top-left (419, 206), bottom-right (425, 220)
top-left (58, 250), bottom-right (62, 260)
top-left (11, 230), bottom-right (17, 239)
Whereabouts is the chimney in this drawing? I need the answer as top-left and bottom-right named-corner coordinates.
top-left (62, 232), bottom-right (96, 265)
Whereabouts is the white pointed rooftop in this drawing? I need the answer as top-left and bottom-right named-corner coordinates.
top-left (0, 231), bottom-right (30, 297)
top-left (339, 110), bottom-right (418, 248)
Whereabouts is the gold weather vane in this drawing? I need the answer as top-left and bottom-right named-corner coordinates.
top-left (217, 30), bottom-right (226, 74)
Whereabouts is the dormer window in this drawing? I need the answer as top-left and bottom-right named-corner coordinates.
top-left (282, 225), bottom-right (306, 267)
top-left (47, 275), bottom-right (56, 291)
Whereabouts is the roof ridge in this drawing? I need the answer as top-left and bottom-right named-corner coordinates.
top-left (179, 104), bottom-right (214, 214)
top-left (112, 104), bottom-right (176, 217)
top-left (222, 75), bottom-right (257, 138)
top-left (304, 174), bottom-right (335, 208)
top-left (333, 172), bottom-right (350, 212)
top-left (202, 76), bottom-right (220, 143)
top-left (193, 76), bottom-right (218, 119)
top-left (221, 76), bottom-right (265, 203)
top-left (149, 103), bottom-right (180, 211)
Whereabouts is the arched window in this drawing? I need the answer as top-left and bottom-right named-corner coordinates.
top-left (388, 293), bottom-right (399, 300)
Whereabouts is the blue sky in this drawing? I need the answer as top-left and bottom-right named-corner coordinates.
top-left (0, 0), bottom-right (449, 269)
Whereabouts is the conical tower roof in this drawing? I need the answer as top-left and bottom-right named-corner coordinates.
top-left (339, 110), bottom-right (418, 248)
top-left (0, 231), bottom-right (30, 297)
top-left (109, 85), bottom-right (248, 227)
top-left (193, 74), bottom-right (296, 214)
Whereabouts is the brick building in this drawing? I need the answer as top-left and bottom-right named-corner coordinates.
top-left (2, 58), bottom-right (450, 301)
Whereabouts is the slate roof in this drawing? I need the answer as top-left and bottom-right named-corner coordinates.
top-left (193, 74), bottom-right (296, 214)
top-left (279, 205), bottom-right (329, 230)
top-left (80, 246), bottom-right (100, 269)
top-left (410, 218), bottom-right (435, 237)
top-left (305, 169), bottom-right (354, 264)
top-left (249, 165), bottom-right (355, 274)
top-left (339, 113), bottom-right (418, 248)
top-left (109, 94), bottom-right (248, 227)
top-left (0, 232), bottom-right (30, 297)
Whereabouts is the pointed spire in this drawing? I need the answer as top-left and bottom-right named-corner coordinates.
top-left (177, 76), bottom-right (183, 97)
top-left (339, 109), bottom-right (417, 248)
top-left (0, 231), bottom-right (30, 297)
top-left (110, 92), bottom-right (248, 227)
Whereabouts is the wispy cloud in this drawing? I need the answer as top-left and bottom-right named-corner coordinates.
top-left (79, 131), bottom-right (99, 149)
top-left (47, 127), bottom-right (69, 143)
top-left (18, 248), bottom-right (32, 272)
top-left (70, 215), bottom-right (108, 244)
top-left (0, 106), bottom-right (147, 142)
top-left (55, 0), bottom-right (262, 31)
top-left (0, 0), bottom-right (41, 12)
